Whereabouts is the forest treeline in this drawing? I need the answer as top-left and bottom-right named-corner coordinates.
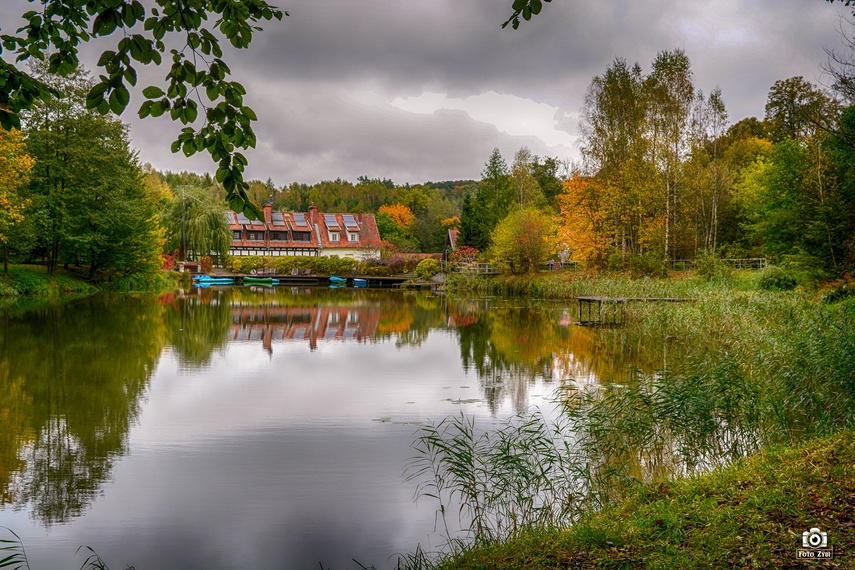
top-left (149, 46), bottom-right (855, 281)
top-left (2, 41), bottom-right (855, 286)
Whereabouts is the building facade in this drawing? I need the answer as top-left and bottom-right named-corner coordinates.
top-left (227, 203), bottom-right (383, 259)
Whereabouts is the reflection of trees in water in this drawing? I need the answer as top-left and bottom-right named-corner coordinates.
top-left (553, 326), bottom-right (660, 390)
top-left (165, 289), bottom-right (232, 368)
top-left (377, 292), bottom-right (445, 349)
top-left (0, 297), bottom-right (164, 525)
top-left (454, 305), bottom-right (564, 414)
top-left (0, 365), bottom-right (31, 504)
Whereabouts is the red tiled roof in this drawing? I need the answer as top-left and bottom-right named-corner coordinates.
top-left (226, 208), bottom-right (382, 251)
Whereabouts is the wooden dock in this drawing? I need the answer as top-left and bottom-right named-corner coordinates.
top-left (576, 296), bottom-right (694, 326)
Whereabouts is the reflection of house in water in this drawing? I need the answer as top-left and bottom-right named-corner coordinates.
top-left (231, 305), bottom-right (381, 352)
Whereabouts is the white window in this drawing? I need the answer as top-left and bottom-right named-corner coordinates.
top-left (329, 231), bottom-right (340, 242)
top-left (348, 231), bottom-right (359, 242)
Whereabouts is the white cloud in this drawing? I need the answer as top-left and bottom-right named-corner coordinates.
top-left (390, 91), bottom-right (579, 154)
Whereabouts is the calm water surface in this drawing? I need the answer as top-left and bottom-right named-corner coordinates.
top-left (0, 287), bottom-right (662, 569)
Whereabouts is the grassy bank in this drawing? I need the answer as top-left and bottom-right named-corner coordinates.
top-left (433, 429), bottom-right (854, 569)
top-left (0, 264), bottom-right (184, 304)
top-left (445, 269), bottom-right (760, 299)
top-left (0, 264), bottom-right (98, 298)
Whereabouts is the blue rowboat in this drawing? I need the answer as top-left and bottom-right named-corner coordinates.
top-left (193, 275), bottom-right (235, 285)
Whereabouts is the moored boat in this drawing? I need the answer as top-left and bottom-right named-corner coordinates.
top-left (243, 276), bottom-right (280, 286)
top-left (193, 275), bottom-right (235, 285)
top-left (353, 278), bottom-right (368, 288)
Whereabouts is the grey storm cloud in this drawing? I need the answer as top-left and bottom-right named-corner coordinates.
top-left (0, 0), bottom-right (849, 185)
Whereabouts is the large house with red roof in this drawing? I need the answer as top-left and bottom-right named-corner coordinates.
top-left (226, 202), bottom-right (382, 260)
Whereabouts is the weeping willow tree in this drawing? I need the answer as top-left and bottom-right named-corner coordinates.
top-left (163, 186), bottom-right (232, 261)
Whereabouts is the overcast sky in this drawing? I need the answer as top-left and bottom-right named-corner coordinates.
top-left (2, 0), bottom-right (851, 186)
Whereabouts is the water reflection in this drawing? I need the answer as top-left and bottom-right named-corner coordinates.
top-left (0, 288), bottom-right (700, 569)
top-left (0, 298), bottom-right (163, 523)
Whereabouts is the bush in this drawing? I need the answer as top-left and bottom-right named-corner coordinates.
top-left (759, 267), bottom-right (798, 291)
top-left (822, 281), bottom-right (855, 303)
top-left (627, 252), bottom-right (666, 278)
top-left (490, 209), bottom-right (554, 274)
top-left (607, 251), bottom-right (624, 272)
top-left (695, 250), bottom-right (731, 281)
top-left (449, 245), bottom-right (479, 265)
top-left (199, 256), bottom-right (214, 274)
top-left (225, 255), bottom-right (357, 276)
top-left (414, 258), bottom-right (441, 280)
top-left (161, 253), bottom-right (176, 271)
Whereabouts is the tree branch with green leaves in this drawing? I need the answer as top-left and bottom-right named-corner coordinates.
top-left (1, 0), bottom-right (286, 218)
top-left (502, 0), bottom-right (551, 29)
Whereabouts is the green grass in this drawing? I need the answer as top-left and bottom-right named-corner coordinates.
top-left (0, 265), bottom-right (98, 298)
top-left (431, 429), bottom-right (855, 569)
top-left (0, 264), bottom-right (182, 301)
top-left (446, 269), bottom-right (763, 300)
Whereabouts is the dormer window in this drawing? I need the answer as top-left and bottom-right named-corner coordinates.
top-left (329, 231), bottom-right (340, 242)
top-left (348, 231), bottom-right (359, 242)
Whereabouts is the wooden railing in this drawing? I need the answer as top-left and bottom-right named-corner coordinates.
top-left (671, 258), bottom-right (767, 270)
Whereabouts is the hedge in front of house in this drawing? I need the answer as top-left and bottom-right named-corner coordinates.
top-left (225, 255), bottom-right (357, 276)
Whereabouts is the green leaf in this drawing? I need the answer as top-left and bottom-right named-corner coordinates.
top-left (142, 85), bottom-right (164, 98)
top-left (530, 0), bottom-right (542, 15)
top-left (241, 106), bottom-right (257, 121)
top-left (123, 65), bottom-right (137, 86)
top-left (185, 104), bottom-right (198, 123)
top-left (85, 94), bottom-right (102, 110)
top-left (115, 86), bottom-right (130, 107)
top-left (512, 0), bottom-right (527, 10)
top-left (109, 90), bottom-right (123, 114)
top-left (97, 50), bottom-right (115, 66)
top-left (205, 83), bottom-right (220, 101)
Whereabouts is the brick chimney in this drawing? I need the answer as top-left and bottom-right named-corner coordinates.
top-left (263, 199), bottom-right (273, 225)
top-left (309, 203), bottom-right (318, 226)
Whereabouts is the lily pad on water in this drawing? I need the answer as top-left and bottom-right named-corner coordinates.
top-left (442, 398), bottom-right (483, 405)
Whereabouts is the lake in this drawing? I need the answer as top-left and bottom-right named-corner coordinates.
top-left (0, 286), bottom-right (669, 569)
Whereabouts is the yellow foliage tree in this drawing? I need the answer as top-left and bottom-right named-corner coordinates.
top-left (378, 203), bottom-right (415, 229)
top-left (0, 128), bottom-right (34, 274)
top-left (441, 216), bottom-right (461, 230)
top-left (555, 175), bottom-right (612, 269)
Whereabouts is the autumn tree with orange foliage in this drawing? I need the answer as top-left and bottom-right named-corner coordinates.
top-left (0, 128), bottom-right (34, 275)
top-left (378, 203), bottom-right (415, 229)
top-left (555, 174), bottom-right (612, 269)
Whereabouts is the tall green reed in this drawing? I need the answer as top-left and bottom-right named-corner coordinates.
top-left (407, 410), bottom-right (591, 550)
top-left (0, 528), bottom-right (132, 570)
